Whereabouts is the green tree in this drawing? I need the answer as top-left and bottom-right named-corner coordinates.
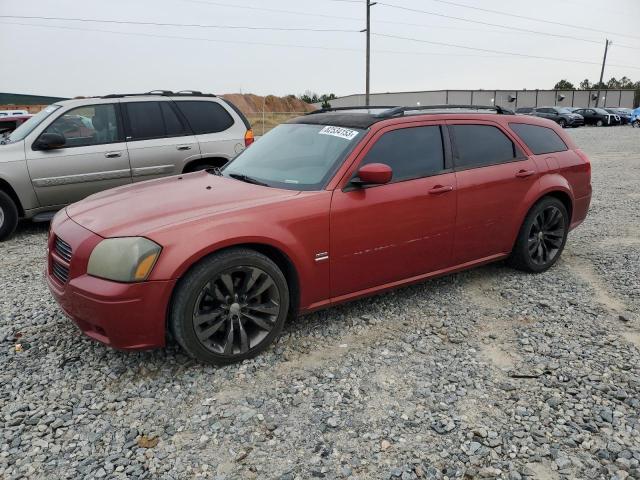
top-left (554, 79), bottom-right (575, 89)
top-left (579, 79), bottom-right (592, 90)
top-left (606, 77), bottom-right (621, 89)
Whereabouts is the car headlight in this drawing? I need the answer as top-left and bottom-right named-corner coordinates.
top-left (87, 237), bottom-right (161, 282)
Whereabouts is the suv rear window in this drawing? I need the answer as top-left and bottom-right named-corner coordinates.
top-left (125, 101), bottom-right (188, 140)
top-left (509, 123), bottom-right (567, 155)
top-left (175, 101), bottom-right (234, 134)
top-left (451, 125), bottom-right (520, 169)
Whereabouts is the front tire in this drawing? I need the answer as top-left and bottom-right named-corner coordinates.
top-left (508, 197), bottom-right (569, 273)
top-left (169, 248), bottom-right (290, 365)
top-left (596, 119), bottom-right (604, 127)
top-left (558, 119), bottom-right (566, 128)
top-left (0, 191), bottom-right (19, 241)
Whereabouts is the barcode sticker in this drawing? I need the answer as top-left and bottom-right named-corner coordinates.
top-left (318, 126), bottom-right (359, 140)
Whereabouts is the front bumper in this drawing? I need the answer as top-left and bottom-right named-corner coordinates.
top-left (46, 210), bottom-right (175, 350)
top-left (566, 117), bottom-right (584, 127)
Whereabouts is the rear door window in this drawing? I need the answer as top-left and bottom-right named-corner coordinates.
top-left (509, 123), bottom-right (568, 155)
top-left (125, 101), bottom-right (189, 140)
top-left (174, 101), bottom-right (234, 134)
top-left (451, 124), bottom-right (521, 169)
top-left (360, 126), bottom-right (445, 182)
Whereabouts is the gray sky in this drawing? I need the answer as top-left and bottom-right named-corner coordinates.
top-left (1, 0), bottom-right (639, 98)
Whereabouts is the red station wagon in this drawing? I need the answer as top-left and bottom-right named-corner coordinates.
top-left (47, 105), bottom-right (592, 364)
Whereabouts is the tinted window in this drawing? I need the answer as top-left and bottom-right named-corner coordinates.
top-left (509, 123), bottom-right (568, 155)
top-left (175, 101), bottom-right (234, 134)
top-left (126, 102), bottom-right (164, 140)
top-left (160, 103), bottom-right (187, 136)
top-left (0, 121), bottom-right (17, 132)
top-left (452, 125), bottom-right (519, 169)
top-left (43, 104), bottom-right (121, 147)
top-left (360, 126), bottom-right (444, 182)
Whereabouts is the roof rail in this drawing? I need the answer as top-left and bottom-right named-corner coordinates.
top-left (377, 104), bottom-right (513, 117)
top-left (306, 106), bottom-right (398, 115)
top-left (100, 90), bottom-right (216, 99)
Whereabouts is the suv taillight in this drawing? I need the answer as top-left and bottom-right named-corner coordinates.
top-left (244, 129), bottom-right (255, 147)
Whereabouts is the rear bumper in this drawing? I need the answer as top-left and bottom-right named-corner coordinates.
top-left (570, 192), bottom-right (591, 230)
top-left (46, 210), bottom-right (175, 350)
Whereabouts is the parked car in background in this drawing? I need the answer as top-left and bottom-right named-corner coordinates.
top-left (606, 108), bottom-right (632, 125)
top-left (631, 108), bottom-right (640, 128)
top-left (0, 91), bottom-right (253, 240)
top-left (573, 108), bottom-right (620, 126)
top-left (0, 114), bottom-right (32, 135)
top-left (46, 105), bottom-right (591, 365)
top-left (530, 107), bottom-right (584, 128)
top-left (0, 110), bottom-right (30, 117)
top-left (515, 107), bottom-right (534, 114)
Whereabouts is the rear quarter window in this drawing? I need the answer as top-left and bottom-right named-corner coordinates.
top-left (175, 101), bottom-right (235, 134)
top-left (451, 124), bottom-right (521, 169)
top-left (509, 123), bottom-right (568, 155)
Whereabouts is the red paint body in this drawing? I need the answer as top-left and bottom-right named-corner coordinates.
top-left (47, 113), bottom-right (591, 350)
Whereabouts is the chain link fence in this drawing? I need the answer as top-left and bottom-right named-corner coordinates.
top-left (245, 112), bottom-right (308, 136)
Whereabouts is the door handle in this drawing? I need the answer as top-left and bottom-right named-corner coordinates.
top-left (428, 185), bottom-right (454, 194)
top-left (104, 152), bottom-right (122, 158)
top-left (515, 170), bottom-right (535, 178)
top-left (176, 145), bottom-right (192, 151)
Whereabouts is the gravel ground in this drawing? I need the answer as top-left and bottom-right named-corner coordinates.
top-left (1, 126), bottom-right (639, 480)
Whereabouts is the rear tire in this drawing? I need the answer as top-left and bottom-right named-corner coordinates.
top-left (508, 197), bottom-right (569, 273)
top-left (596, 119), bottom-right (604, 127)
top-left (0, 190), bottom-right (19, 241)
top-left (169, 248), bottom-right (290, 365)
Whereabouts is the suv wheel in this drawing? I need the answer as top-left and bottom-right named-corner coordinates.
top-left (0, 190), bottom-right (19, 241)
top-left (509, 197), bottom-right (569, 273)
top-left (170, 248), bottom-right (290, 365)
top-left (596, 119), bottom-right (604, 127)
top-left (558, 118), bottom-right (566, 128)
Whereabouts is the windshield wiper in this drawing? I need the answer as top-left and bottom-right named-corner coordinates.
top-left (228, 173), bottom-right (270, 187)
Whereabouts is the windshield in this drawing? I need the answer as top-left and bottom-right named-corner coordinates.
top-left (222, 123), bottom-right (365, 191)
top-left (6, 105), bottom-right (61, 143)
top-left (558, 107), bottom-right (572, 114)
top-left (594, 108), bottom-right (609, 115)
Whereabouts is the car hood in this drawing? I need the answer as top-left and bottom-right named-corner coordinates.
top-left (66, 171), bottom-right (300, 238)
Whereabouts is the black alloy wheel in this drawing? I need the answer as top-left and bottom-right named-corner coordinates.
top-left (558, 118), bottom-right (566, 128)
top-left (170, 248), bottom-right (290, 364)
top-left (527, 206), bottom-right (565, 266)
top-left (508, 197), bottom-right (569, 273)
top-left (192, 266), bottom-right (281, 355)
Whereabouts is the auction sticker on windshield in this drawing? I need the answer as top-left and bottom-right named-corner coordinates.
top-left (318, 126), bottom-right (359, 140)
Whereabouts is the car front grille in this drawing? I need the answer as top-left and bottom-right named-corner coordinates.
top-left (55, 237), bottom-right (73, 263)
top-left (51, 261), bottom-right (70, 284)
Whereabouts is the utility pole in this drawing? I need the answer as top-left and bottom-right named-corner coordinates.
top-left (595, 39), bottom-right (612, 108)
top-left (362, 1), bottom-right (377, 106)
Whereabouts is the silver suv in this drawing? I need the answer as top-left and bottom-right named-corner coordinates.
top-left (0, 90), bottom-right (253, 240)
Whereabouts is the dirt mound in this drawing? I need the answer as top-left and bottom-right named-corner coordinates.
top-left (221, 93), bottom-right (316, 114)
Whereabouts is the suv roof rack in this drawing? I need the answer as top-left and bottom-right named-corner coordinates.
top-left (307, 104), bottom-right (513, 117)
top-left (100, 90), bottom-right (217, 99)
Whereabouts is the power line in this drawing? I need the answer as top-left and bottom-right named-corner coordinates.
top-left (0, 15), bottom-right (359, 32)
top-left (375, 2), bottom-right (640, 50)
top-left (373, 32), bottom-right (640, 70)
top-left (420, 0), bottom-right (640, 41)
top-left (0, 21), bottom-right (505, 57)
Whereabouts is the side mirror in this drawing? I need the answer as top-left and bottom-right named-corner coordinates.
top-left (33, 132), bottom-right (66, 150)
top-left (353, 163), bottom-right (393, 186)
